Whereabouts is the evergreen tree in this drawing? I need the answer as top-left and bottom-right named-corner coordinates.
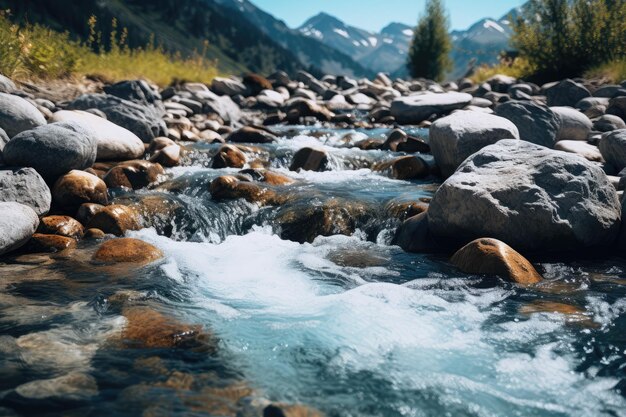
top-left (407, 0), bottom-right (452, 81)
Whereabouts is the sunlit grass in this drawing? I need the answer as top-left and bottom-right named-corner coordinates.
top-left (0, 11), bottom-right (220, 86)
top-left (584, 59), bottom-right (626, 83)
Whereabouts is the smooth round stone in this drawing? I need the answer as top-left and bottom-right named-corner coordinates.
top-left (92, 238), bottom-right (163, 264)
top-left (52, 170), bottom-right (108, 212)
top-left (50, 110), bottom-right (145, 161)
top-left (37, 216), bottom-right (84, 239)
top-left (429, 111), bottom-right (520, 178)
top-left (86, 204), bottom-right (141, 236)
top-left (103, 160), bottom-right (165, 190)
top-left (0, 202), bottom-right (39, 256)
top-left (554, 140), bottom-right (603, 162)
top-left (289, 147), bottom-right (329, 172)
top-left (594, 115), bottom-right (626, 132)
top-left (212, 144), bottom-right (247, 169)
top-left (599, 129), bottom-right (626, 170)
top-left (390, 92), bottom-right (472, 124)
top-left (0, 167), bottom-right (51, 216)
top-left (3, 122), bottom-right (97, 180)
top-left (0, 93), bottom-right (46, 138)
top-left (551, 106), bottom-right (592, 141)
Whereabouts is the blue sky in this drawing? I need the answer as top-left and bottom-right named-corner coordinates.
top-left (251, 0), bottom-right (526, 32)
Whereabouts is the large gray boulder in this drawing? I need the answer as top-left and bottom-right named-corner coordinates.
top-left (551, 106), bottom-right (592, 141)
top-left (103, 79), bottom-right (162, 108)
top-left (211, 77), bottom-right (247, 96)
top-left (66, 94), bottom-right (167, 143)
top-left (494, 100), bottom-right (560, 148)
top-left (390, 92), bottom-right (472, 124)
top-left (0, 93), bottom-right (47, 138)
top-left (599, 129), bottom-right (626, 170)
top-left (0, 167), bottom-right (51, 216)
top-left (546, 79), bottom-right (591, 107)
top-left (193, 90), bottom-right (241, 124)
top-left (429, 111), bottom-right (520, 178)
top-left (3, 122), bottom-right (98, 180)
top-left (0, 202), bottom-right (39, 256)
top-left (50, 110), bottom-right (145, 161)
top-left (428, 140), bottom-right (621, 252)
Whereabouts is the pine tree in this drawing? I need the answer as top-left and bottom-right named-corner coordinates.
top-left (407, 0), bottom-right (452, 81)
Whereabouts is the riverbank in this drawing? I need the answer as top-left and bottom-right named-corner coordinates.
top-left (0, 70), bottom-right (625, 416)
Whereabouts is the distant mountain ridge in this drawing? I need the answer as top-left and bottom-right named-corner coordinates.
top-left (297, 7), bottom-right (521, 79)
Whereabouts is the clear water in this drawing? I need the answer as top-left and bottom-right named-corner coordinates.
top-left (1, 127), bottom-right (625, 417)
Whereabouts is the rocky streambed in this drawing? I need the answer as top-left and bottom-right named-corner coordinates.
top-left (0, 71), bottom-right (625, 417)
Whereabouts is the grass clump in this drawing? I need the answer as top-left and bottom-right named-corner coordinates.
top-left (470, 57), bottom-right (535, 84)
top-left (584, 59), bottom-right (626, 83)
top-left (0, 11), bottom-right (220, 86)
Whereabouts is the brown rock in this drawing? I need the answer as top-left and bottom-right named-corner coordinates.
top-left (76, 203), bottom-right (104, 225)
top-left (26, 233), bottom-right (76, 253)
top-left (396, 136), bottom-right (431, 153)
top-left (86, 204), bottom-right (141, 236)
top-left (290, 147), bottom-right (329, 172)
top-left (286, 99), bottom-right (334, 122)
top-left (260, 170), bottom-right (294, 185)
top-left (52, 170), bottom-right (108, 212)
top-left (381, 129), bottom-right (407, 151)
top-left (120, 306), bottom-right (213, 350)
top-left (354, 139), bottom-right (383, 150)
top-left (374, 156), bottom-right (429, 180)
top-left (243, 73), bottom-right (272, 95)
top-left (393, 212), bottom-right (443, 253)
top-left (104, 160), bottom-right (165, 190)
top-left (199, 129), bottom-right (224, 143)
top-left (228, 126), bottom-right (276, 144)
top-left (212, 144), bottom-right (247, 168)
top-left (385, 199), bottom-right (429, 220)
top-left (37, 215), bottom-right (84, 239)
top-left (149, 144), bottom-right (181, 167)
top-left (210, 175), bottom-right (283, 205)
top-left (93, 238), bottom-right (162, 264)
top-left (450, 238), bottom-right (542, 284)
top-left (147, 137), bottom-right (176, 153)
top-left (84, 228), bottom-right (106, 239)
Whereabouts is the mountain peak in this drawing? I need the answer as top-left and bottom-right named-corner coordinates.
top-left (300, 12), bottom-right (344, 29)
top-left (381, 22), bottom-right (413, 38)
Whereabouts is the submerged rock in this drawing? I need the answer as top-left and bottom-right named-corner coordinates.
top-left (0, 167), bottom-right (51, 216)
top-left (428, 140), bottom-right (621, 251)
top-left (429, 111), bottom-right (519, 178)
top-left (93, 238), bottom-right (162, 264)
top-left (26, 233), bottom-right (77, 253)
top-left (450, 238), bottom-right (543, 284)
top-left (228, 126), bottom-right (276, 144)
top-left (374, 155), bottom-right (430, 180)
top-left (0, 202), bottom-right (39, 256)
top-left (289, 147), bottom-right (329, 172)
top-left (15, 372), bottom-right (98, 401)
top-left (210, 175), bottom-right (283, 205)
top-left (212, 144), bottom-right (247, 169)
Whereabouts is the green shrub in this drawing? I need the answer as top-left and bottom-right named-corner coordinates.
top-left (511, 0), bottom-right (626, 81)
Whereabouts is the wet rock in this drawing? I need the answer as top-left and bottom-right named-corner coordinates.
top-left (149, 143), bottom-right (181, 167)
top-left (263, 404), bottom-right (323, 417)
top-left (104, 160), bottom-right (164, 190)
top-left (429, 111), bottom-right (519, 178)
top-left (551, 106), bottom-right (592, 141)
top-left (15, 372), bottom-right (98, 401)
top-left (52, 170), bottom-right (108, 212)
top-left (450, 238), bottom-right (542, 284)
top-left (239, 168), bottom-right (294, 185)
top-left (210, 175), bottom-right (282, 205)
top-left (374, 155), bottom-right (429, 180)
top-left (520, 301), bottom-right (593, 325)
top-left (86, 204), bottom-right (141, 236)
top-left (392, 212), bottom-right (444, 253)
top-left (546, 79), bottom-right (591, 107)
top-left (228, 126), bottom-right (276, 144)
top-left (3, 122), bottom-right (97, 180)
top-left (428, 140), bottom-right (621, 251)
top-left (599, 129), bottom-right (626, 170)
top-left (0, 202), bottom-right (39, 256)
top-left (554, 140), bottom-right (603, 162)
top-left (37, 215), bottom-right (84, 239)
top-left (276, 199), bottom-right (372, 243)
top-left (26, 233), bottom-right (77, 253)
top-left (212, 144), bottom-right (247, 169)
top-left (93, 238), bottom-right (162, 264)
top-left (390, 92), bottom-right (472, 124)
top-left (289, 147), bottom-right (329, 172)
top-left (0, 167), bottom-right (51, 216)
top-left (84, 228), bottom-right (106, 239)
top-left (381, 129), bottom-right (407, 151)
top-left (76, 203), bottom-right (104, 225)
top-left (66, 94), bottom-right (167, 142)
top-left (50, 110), bottom-right (145, 161)
top-left (0, 92), bottom-right (47, 138)
top-left (385, 199), bottom-right (429, 221)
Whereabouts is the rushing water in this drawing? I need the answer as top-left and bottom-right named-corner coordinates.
top-left (1, 127), bottom-right (626, 417)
